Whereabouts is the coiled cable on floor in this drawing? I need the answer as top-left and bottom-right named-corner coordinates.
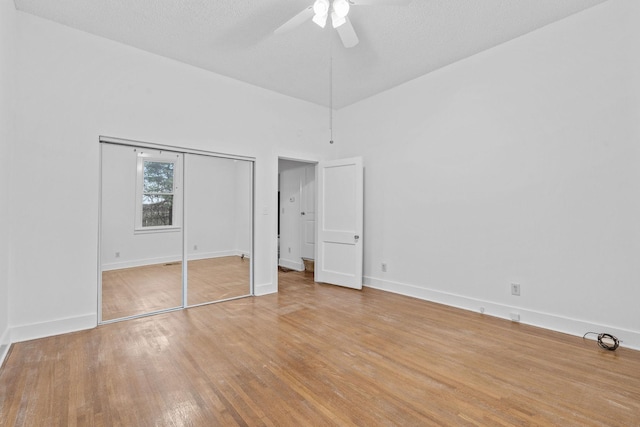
top-left (583, 332), bottom-right (620, 351)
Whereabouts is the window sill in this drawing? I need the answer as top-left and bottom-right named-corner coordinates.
top-left (134, 226), bottom-right (182, 235)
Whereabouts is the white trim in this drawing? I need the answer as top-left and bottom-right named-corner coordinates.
top-left (0, 344), bottom-right (9, 367)
top-left (182, 153), bottom-right (188, 308)
top-left (235, 250), bottom-right (251, 259)
top-left (190, 251), bottom-right (236, 261)
top-left (0, 328), bottom-right (10, 367)
top-left (97, 141), bottom-right (104, 327)
top-left (364, 276), bottom-right (640, 351)
top-left (187, 294), bottom-right (252, 309)
top-left (276, 155), bottom-right (321, 294)
top-left (255, 282), bottom-right (277, 296)
top-left (101, 251), bottom-right (244, 271)
top-left (133, 226), bottom-right (181, 235)
top-left (99, 136), bottom-right (255, 161)
top-left (10, 313), bottom-right (97, 344)
top-left (279, 258), bottom-right (304, 272)
top-left (248, 159), bottom-right (255, 296)
top-left (102, 254), bottom-right (183, 271)
top-left (99, 307), bottom-right (183, 325)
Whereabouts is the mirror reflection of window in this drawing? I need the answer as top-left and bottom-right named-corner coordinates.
top-left (134, 153), bottom-right (182, 233)
top-left (142, 161), bottom-right (175, 227)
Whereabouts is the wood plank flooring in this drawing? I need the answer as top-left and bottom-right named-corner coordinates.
top-left (186, 257), bottom-right (250, 306)
top-left (101, 256), bottom-right (250, 320)
top-left (2, 270), bottom-right (640, 426)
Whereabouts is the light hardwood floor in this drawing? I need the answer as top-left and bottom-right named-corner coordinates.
top-left (2, 270), bottom-right (639, 426)
top-left (101, 256), bottom-right (250, 321)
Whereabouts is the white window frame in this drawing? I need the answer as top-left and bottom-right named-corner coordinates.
top-left (134, 153), bottom-right (182, 234)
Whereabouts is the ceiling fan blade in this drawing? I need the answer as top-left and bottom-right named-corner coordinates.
top-left (336, 17), bottom-right (359, 48)
top-left (350, 0), bottom-right (412, 5)
top-left (274, 5), bottom-right (314, 34)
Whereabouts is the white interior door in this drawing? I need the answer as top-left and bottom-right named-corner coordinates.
top-left (315, 157), bottom-right (363, 289)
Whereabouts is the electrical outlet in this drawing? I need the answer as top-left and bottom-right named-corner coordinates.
top-left (193, 245), bottom-right (198, 250)
top-left (381, 263), bottom-right (387, 272)
top-left (511, 283), bottom-right (521, 296)
top-left (115, 252), bottom-right (120, 258)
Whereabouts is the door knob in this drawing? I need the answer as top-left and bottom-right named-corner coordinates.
top-left (354, 235), bottom-right (360, 241)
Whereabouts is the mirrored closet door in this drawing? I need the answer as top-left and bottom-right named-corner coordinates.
top-left (99, 141), bottom-right (253, 323)
top-left (185, 154), bottom-right (252, 306)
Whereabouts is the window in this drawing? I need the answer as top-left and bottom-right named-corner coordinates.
top-left (142, 160), bottom-right (174, 226)
top-left (135, 153), bottom-right (181, 232)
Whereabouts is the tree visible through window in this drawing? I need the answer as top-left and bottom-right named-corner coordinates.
top-left (142, 161), bottom-right (174, 227)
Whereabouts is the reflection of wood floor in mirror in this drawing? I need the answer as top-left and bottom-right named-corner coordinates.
top-left (101, 256), bottom-right (250, 321)
top-left (187, 257), bottom-right (251, 305)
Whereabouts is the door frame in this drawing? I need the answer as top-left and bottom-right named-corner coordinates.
top-left (275, 155), bottom-right (319, 292)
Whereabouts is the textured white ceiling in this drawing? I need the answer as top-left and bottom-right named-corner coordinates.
top-left (14, 0), bottom-right (608, 109)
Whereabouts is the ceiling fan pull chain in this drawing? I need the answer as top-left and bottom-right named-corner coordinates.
top-left (329, 50), bottom-right (334, 144)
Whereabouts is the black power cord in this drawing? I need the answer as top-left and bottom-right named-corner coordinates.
top-left (583, 332), bottom-right (620, 351)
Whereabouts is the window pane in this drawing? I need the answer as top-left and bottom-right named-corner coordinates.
top-left (144, 161), bottom-right (174, 193)
top-left (142, 194), bottom-right (173, 226)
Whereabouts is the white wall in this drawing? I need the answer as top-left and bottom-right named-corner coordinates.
top-left (9, 10), bottom-right (333, 342)
top-left (333, 0), bottom-right (640, 348)
top-left (0, 0), bottom-right (17, 361)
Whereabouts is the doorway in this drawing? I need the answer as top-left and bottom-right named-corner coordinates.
top-left (99, 138), bottom-right (254, 323)
top-left (278, 159), bottom-right (317, 273)
top-left (277, 156), bottom-right (365, 291)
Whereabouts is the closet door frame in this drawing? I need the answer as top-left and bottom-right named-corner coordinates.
top-left (98, 136), bottom-right (255, 324)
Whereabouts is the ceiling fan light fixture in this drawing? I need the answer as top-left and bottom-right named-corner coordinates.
top-left (312, 0), bottom-right (330, 27)
top-left (313, 0), bottom-right (330, 16)
top-left (332, 0), bottom-right (350, 18)
top-left (312, 12), bottom-right (328, 28)
top-left (331, 11), bottom-right (346, 28)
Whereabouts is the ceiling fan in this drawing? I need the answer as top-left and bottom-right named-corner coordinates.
top-left (274, 0), bottom-right (411, 48)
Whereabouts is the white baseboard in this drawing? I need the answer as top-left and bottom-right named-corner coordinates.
top-left (102, 255), bottom-right (181, 271)
top-left (364, 276), bottom-right (640, 351)
top-left (255, 282), bottom-right (276, 296)
top-left (188, 251), bottom-right (238, 262)
top-left (102, 251), bottom-right (243, 271)
top-left (0, 328), bottom-right (10, 367)
top-left (279, 258), bottom-right (304, 272)
top-left (235, 250), bottom-right (251, 259)
top-left (10, 313), bottom-right (97, 344)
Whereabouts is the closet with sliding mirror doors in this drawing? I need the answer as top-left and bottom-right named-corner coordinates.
top-left (99, 139), bottom-right (253, 323)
